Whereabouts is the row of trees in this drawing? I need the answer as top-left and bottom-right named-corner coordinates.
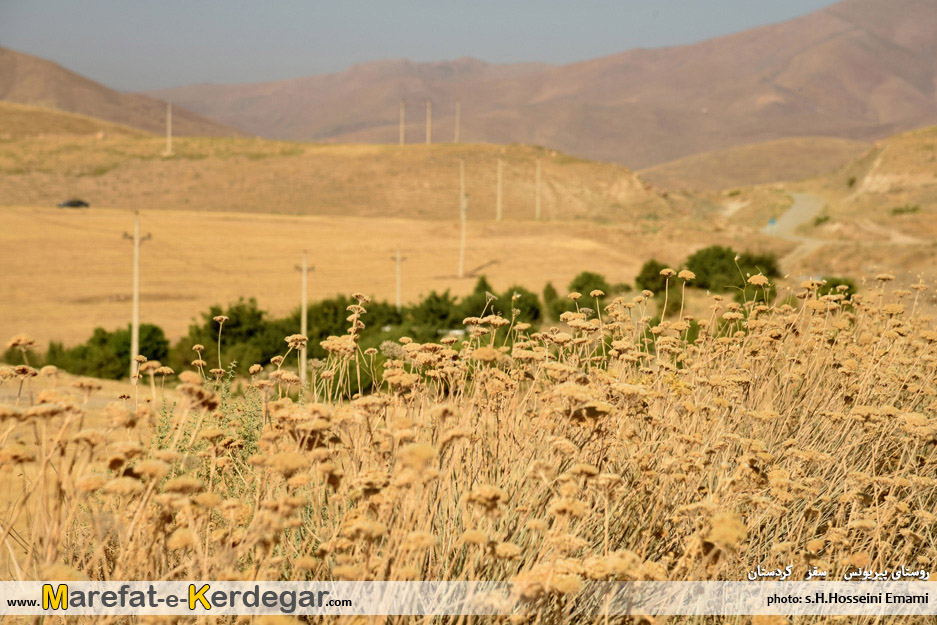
top-left (6, 246), bottom-right (855, 380)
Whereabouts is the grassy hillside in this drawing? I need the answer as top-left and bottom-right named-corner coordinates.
top-left (0, 102), bottom-right (148, 139)
top-left (797, 125), bottom-right (937, 242)
top-left (639, 136), bottom-right (868, 192)
top-left (0, 132), bottom-right (671, 222)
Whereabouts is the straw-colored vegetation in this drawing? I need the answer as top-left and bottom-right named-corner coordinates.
top-left (2, 272), bottom-right (936, 622)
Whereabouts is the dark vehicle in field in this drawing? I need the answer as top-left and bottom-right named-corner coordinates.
top-left (58, 198), bottom-right (90, 208)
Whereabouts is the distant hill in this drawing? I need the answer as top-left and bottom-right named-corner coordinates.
top-left (804, 124), bottom-right (937, 241)
top-left (0, 132), bottom-right (670, 221)
top-left (0, 47), bottom-right (237, 137)
top-left (640, 137), bottom-right (869, 192)
top-left (0, 101), bottom-right (147, 138)
top-left (147, 0), bottom-right (937, 168)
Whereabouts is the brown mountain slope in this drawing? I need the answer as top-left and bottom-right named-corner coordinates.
top-left (147, 0), bottom-right (937, 168)
top-left (0, 47), bottom-right (237, 137)
top-left (640, 136), bottom-right (869, 191)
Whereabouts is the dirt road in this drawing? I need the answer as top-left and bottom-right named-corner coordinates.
top-left (766, 192), bottom-right (828, 267)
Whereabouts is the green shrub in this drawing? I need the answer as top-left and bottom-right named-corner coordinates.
top-left (890, 204), bottom-right (920, 215)
top-left (635, 259), bottom-right (668, 294)
top-left (686, 246), bottom-right (780, 292)
top-left (43, 324), bottom-right (168, 379)
top-left (499, 285), bottom-right (542, 324)
top-left (818, 277), bottom-right (857, 299)
top-left (458, 276), bottom-right (497, 320)
top-left (542, 282), bottom-right (559, 305)
top-left (734, 282), bottom-right (777, 306)
top-left (568, 271), bottom-right (611, 297)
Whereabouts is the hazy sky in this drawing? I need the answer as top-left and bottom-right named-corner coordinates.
top-left (0, 0), bottom-right (839, 92)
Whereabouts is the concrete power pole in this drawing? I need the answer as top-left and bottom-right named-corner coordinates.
top-left (390, 246), bottom-right (407, 312)
top-left (165, 102), bottom-right (173, 156)
top-left (496, 157), bottom-right (503, 222)
top-left (399, 99), bottom-right (405, 145)
top-left (426, 99), bottom-right (432, 145)
top-left (295, 253), bottom-right (315, 387)
top-left (535, 157), bottom-right (542, 221)
top-left (300, 250), bottom-right (308, 385)
top-left (122, 211), bottom-right (152, 381)
top-left (454, 99), bottom-right (461, 143)
top-left (458, 159), bottom-right (467, 278)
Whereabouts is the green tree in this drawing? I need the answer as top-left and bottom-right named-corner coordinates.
top-left (499, 285), bottom-right (542, 324)
top-left (459, 276), bottom-right (497, 319)
top-left (635, 259), bottom-right (668, 294)
top-left (568, 271), bottom-right (611, 296)
top-left (685, 246), bottom-right (780, 292)
top-left (819, 277), bottom-right (857, 299)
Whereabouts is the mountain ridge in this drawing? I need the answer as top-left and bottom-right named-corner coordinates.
top-left (143, 0), bottom-right (937, 167)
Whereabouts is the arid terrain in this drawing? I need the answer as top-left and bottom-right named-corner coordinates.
top-left (639, 136), bottom-right (869, 192)
top-left (147, 0), bottom-right (937, 168)
top-left (1, 3), bottom-right (937, 618)
top-left (5, 100), bottom-right (937, 349)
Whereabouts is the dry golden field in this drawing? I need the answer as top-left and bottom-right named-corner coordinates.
top-left (0, 204), bottom-right (760, 347)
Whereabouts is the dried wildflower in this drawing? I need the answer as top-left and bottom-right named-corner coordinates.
top-left (471, 346), bottom-right (501, 363)
top-left (492, 542), bottom-right (522, 560)
top-left (135, 459), bottom-right (171, 479)
top-left (285, 334), bottom-right (308, 349)
top-left (398, 443), bottom-right (437, 470)
top-left (468, 484), bottom-right (508, 511)
top-left (269, 452), bottom-right (308, 478)
top-left (405, 531), bottom-right (438, 551)
top-left (6, 334), bottom-right (36, 351)
top-left (460, 529), bottom-right (489, 545)
top-left (707, 512), bottom-right (747, 549)
top-left (163, 476), bottom-right (204, 495)
top-left (104, 477), bottom-right (144, 497)
top-left (167, 529), bottom-right (196, 550)
top-left (76, 474), bottom-right (108, 492)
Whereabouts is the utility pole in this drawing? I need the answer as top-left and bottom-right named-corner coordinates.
top-left (122, 211), bottom-right (152, 381)
top-left (458, 159), bottom-right (467, 278)
top-left (295, 253), bottom-right (315, 387)
top-left (454, 99), bottom-right (461, 143)
top-left (535, 157), bottom-right (542, 221)
top-left (496, 157), bottom-right (503, 222)
top-left (390, 246), bottom-right (407, 312)
top-left (399, 99), bottom-right (405, 145)
top-left (165, 102), bottom-right (172, 156)
top-left (426, 99), bottom-right (432, 145)
top-left (300, 250), bottom-right (308, 384)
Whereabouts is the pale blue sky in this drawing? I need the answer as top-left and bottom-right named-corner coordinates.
top-left (0, 0), bottom-right (839, 91)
